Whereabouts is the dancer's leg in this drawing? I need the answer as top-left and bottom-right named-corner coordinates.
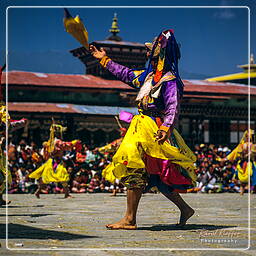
top-left (240, 183), bottom-right (245, 195)
top-left (62, 182), bottom-right (71, 198)
top-left (106, 168), bottom-right (146, 230)
top-left (34, 178), bottom-right (43, 198)
top-left (106, 188), bottom-right (143, 229)
top-left (0, 173), bottom-right (11, 205)
top-left (162, 191), bottom-right (195, 227)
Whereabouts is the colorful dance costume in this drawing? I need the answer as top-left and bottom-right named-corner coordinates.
top-left (101, 30), bottom-right (197, 193)
top-left (98, 138), bottom-right (123, 154)
top-left (0, 65), bottom-right (27, 196)
top-left (0, 143), bottom-right (11, 194)
top-left (225, 129), bottom-right (256, 185)
top-left (0, 103), bottom-right (10, 194)
top-left (29, 124), bottom-right (81, 184)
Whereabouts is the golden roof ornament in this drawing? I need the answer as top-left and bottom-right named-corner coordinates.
top-left (238, 53), bottom-right (256, 73)
top-left (109, 13), bottom-right (120, 35)
top-left (250, 53), bottom-right (254, 64)
top-left (206, 53), bottom-right (256, 84)
top-left (107, 13), bottom-right (122, 41)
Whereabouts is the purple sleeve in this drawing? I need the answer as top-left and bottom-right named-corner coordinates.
top-left (106, 60), bottom-right (136, 85)
top-left (161, 80), bottom-right (180, 129)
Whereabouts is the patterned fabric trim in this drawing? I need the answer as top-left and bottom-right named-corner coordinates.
top-left (120, 168), bottom-right (148, 189)
top-left (99, 56), bottom-right (111, 68)
top-left (131, 70), bottom-right (148, 89)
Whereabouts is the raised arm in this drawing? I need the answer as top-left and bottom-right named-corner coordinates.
top-left (89, 45), bottom-right (144, 88)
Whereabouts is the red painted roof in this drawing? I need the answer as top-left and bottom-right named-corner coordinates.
top-left (8, 102), bottom-right (80, 113)
top-left (2, 71), bottom-right (130, 90)
top-left (8, 103), bottom-right (138, 115)
top-left (2, 71), bottom-right (255, 96)
top-left (183, 79), bottom-right (252, 95)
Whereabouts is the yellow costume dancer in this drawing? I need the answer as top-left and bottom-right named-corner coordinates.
top-left (0, 105), bottom-right (11, 201)
top-left (225, 129), bottom-right (253, 161)
top-left (99, 116), bottom-right (128, 196)
top-left (223, 129), bottom-right (256, 194)
top-left (0, 67), bottom-right (10, 205)
top-left (29, 123), bottom-right (81, 198)
top-left (0, 141), bottom-right (12, 202)
top-left (29, 158), bottom-right (70, 184)
top-left (90, 29), bottom-right (196, 229)
top-left (0, 63), bottom-right (27, 205)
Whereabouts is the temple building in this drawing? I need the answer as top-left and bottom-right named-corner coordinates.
top-left (206, 54), bottom-right (256, 85)
top-left (3, 14), bottom-right (256, 147)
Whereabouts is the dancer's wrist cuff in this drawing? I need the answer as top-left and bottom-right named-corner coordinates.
top-left (159, 125), bottom-right (169, 133)
top-left (100, 56), bottom-right (111, 68)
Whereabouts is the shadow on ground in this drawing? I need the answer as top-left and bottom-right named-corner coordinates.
top-left (138, 224), bottom-right (237, 231)
top-left (0, 213), bottom-right (53, 217)
top-left (0, 223), bottom-right (98, 240)
top-left (0, 205), bottom-right (44, 208)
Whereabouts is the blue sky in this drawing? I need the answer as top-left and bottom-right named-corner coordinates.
top-left (0, 0), bottom-right (255, 79)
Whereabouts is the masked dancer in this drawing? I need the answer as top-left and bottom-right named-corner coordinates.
top-left (90, 29), bottom-right (197, 229)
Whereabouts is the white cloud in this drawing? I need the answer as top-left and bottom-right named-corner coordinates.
top-left (214, 0), bottom-right (236, 20)
top-left (214, 8), bottom-right (236, 20)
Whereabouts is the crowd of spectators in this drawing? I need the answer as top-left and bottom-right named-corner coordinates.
top-left (7, 140), bottom-right (125, 196)
top-left (194, 144), bottom-right (245, 194)
top-left (5, 140), bottom-right (253, 195)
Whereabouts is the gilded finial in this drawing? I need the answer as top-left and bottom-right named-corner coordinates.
top-left (250, 54), bottom-right (254, 64)
top-left (109, 13), bottom-right (120, 35)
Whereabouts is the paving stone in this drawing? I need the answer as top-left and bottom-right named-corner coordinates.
top-left (0, 193), bottom-right (255, 255)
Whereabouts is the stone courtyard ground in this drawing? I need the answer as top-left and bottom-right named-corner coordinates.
top-left (0, 193), bottom-right (255, 255)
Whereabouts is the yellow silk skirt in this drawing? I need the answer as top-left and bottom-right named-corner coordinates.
top-left (29, 158), bottom-right (69, 184)
top-left (236, 160), bottom-right (253, 184)
top-left (0, 155), bottom-right (12, 193)
top-left (102, 115), bottom-right (197, 185)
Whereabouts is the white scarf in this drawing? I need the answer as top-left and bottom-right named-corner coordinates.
top-left (135, 74), bottom-right (153, 101)
top-left (135, 71), bottom-right (174, 101)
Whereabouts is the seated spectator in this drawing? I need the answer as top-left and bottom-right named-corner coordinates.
top-left (71, 173), bottom-right (88, 193)
top-left (88, 173), bottom-right (101, 193)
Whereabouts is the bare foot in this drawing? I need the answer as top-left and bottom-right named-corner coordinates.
top-left (106, 217), bottom-right (137, 230)
top-left (0, 200), bottom-right (11, 206)
top-left (64, 195), bottom-right (73, 199)
top-left (176, 208), bottom-right (195, 227)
